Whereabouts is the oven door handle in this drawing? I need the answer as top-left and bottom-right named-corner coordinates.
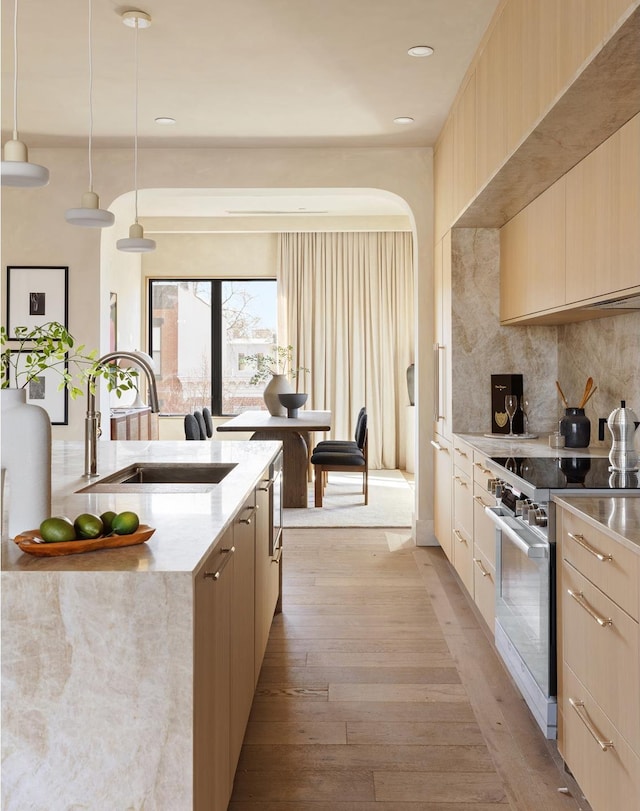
top-left (485, 506), bottom-right (548, 558)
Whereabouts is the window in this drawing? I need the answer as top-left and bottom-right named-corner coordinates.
top-left (148, 279), bottom-right (278, 416)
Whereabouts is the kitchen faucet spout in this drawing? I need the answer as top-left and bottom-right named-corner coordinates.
top-left (84, 351), bottom-right (159, 477)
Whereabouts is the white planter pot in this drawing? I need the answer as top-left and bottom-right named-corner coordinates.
top-left (263, 374), bottom-right (293, 417)
top-left (1, 388), bottom-right (52, 538)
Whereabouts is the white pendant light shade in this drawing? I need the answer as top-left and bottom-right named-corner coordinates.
top-left (65, 191), bottom-right (115, 227)
top-left (1, 139), bottom-right (49, 187)
top-left (66, 0), bottom-right (113, 227)
top-left (1, 0), bottom-right (50, 188)
top-left (116, 222), bottom-right (156, 253)
top-left (117, 10), bottom-right (155, 253)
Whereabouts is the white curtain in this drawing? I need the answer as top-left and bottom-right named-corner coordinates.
top-left (278, 231), bottom-right (414, 469)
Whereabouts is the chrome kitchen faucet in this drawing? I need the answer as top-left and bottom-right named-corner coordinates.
top-left (84, 352), bottom-right (159, 477)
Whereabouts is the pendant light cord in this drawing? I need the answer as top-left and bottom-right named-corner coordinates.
top-left (133, 17), bottom-right (139, 224)
top-left (87, 0), bottom-right (94, 192)
top-left (12, 0), bottom-right (18, 140)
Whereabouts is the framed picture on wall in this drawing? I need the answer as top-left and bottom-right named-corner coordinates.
top-left (6, 266), bottom-right (69, 338)
top-left (7, 350), bottom-right (69, 425)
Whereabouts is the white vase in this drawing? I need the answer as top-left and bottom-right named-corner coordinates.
top-left (1, 389), bottom-right (52, 538)
top-left (263, 374), bottom-right (293, 417)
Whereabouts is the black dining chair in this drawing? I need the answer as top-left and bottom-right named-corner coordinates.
top-left (202, 407), bottom-right (214, 438)
top-left (184, 414), bottom-right (200, 440)
top-left (193, 410), bottom-right (208, 440)
top-left (313, 407), bottom-right (366, 453)
top-left (311, 413), bottom-right (368, 507)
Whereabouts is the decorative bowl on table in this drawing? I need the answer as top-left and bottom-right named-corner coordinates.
top-left (278, 392), bottom-right (308, 418)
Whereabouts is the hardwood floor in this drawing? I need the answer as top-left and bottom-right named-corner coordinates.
top-left (229, 528), bottom-right (590, 810)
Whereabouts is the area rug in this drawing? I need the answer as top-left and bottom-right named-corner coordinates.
top-left (284, 469), bottom-right (414, 528)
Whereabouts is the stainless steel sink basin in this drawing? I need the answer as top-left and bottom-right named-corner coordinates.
top-left (77, 462), bottom-right (237, 492)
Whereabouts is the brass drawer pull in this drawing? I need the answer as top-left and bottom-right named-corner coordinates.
top-left (473, 558), bottom-right (491, 577)
top-left (454, 476), bottom-right (468, 487)
top-left (239, 505), bottom-right (259, 524)
top-left (204, 546), bottom-right (235, 580)
top-left (474, 462), bottom-right (491, 474)
top-left (257, 478), bottom-right (274, 492)
top-left (430, 439), bottom-right (448, 452)
top-left (567, 588), bottom-right (613, 627)
top-left (454, 529), bottom-right (467, 545)
top-left (568, 532), bottom-right (612, 562)
top-left (473, 495), bottom-right (490, 507)
top-left (454, 447), bottom-right (468, 457)
top-left (569, 698), bottom-right (614, 751)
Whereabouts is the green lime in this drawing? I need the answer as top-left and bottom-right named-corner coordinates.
top-left (73, 513), bottom-right (104, 540)
top-left (111, 511), bottom-right (140, 536)
top-left (100, 511), bottom-right (117, 534)
top-left (40, 516), bottom-right (77, 543)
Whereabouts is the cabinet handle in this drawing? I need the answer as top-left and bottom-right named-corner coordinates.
top-left (434, 343), bottom-right (444, 421)
top-left (454, 476), bottom-right (468, 487)
top-left (272, 546), bottom-right (282, 565)
top-left (204, 546), bottom-right (235, 580)
top-left (474, 462), bottom-right (491, 474)
top-left (239, 505), bottom-right (259, 524)
top-left (257, 478), bottom-right (274, 492)
top-left (473, 495), bottom-right (490, 507)
top-left (473, 558), bottom-right (491, 577)
top-left (567, 589), bottom-right (613, 627)
top-left (567, 532), bottom-right (612, 562)
top-left (454, 447), bottom-right (468, 458)
top-left (569, 698), bottom-right (614, 751)
top-left (453, 529), bottom-right (467, 545)
top-left (430, 439), bottom-right (448, 452)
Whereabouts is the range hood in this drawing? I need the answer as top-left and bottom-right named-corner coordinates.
top-left (585, 292), bottom-right (640, 311)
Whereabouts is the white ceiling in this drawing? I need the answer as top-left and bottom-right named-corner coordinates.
top-left (2, 1), bottom-right (498, 222)
top-left (1, 0), bottom-right (498, 149)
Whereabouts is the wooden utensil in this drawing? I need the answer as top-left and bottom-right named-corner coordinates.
top-left (578, 377), bottom-right (594, 409)
top-left (556, 381), bottom-right (569, 409)
top-left (582, 385), bottom-right (598, 408)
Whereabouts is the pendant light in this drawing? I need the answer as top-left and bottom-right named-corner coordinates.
top-left (65, 0), bottom-right (114, 227)
top-left (116, 10), bottom-right (155, 253)
top-left (1, 0), bottom-right (50, 187)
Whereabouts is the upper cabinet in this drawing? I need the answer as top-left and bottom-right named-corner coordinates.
top-left (434, 116), bottom-right (454, 244)
top-left (476, 6), bottom-right (507, 189)
top-left (566, 112), bottom-right (640, 303)
top-left (500, 111), bottom-right (640, 324)
top-left (452, 72), bottom-right (477, 219)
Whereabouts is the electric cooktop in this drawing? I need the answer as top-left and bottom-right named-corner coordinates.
top-left (489, 456), bottom-right (640, 491)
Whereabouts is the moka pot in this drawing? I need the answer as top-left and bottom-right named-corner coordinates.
top-left (598, 400), bottom-right (640, 472)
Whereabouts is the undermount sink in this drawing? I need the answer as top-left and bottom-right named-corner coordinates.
top-left (77, 462), bottom-right (237, 492)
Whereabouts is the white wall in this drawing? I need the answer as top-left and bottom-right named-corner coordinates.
top-left (1, 145), bottom-right (434, 540)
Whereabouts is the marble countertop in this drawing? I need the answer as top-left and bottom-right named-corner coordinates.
top-left (2, 439), bottom-right (281, 574)
top-left (454, 432), bottom-right (609, 459)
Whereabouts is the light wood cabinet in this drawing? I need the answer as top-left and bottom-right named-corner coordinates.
top-left (254, 467), bottom-right (280, 682)
top-left (500, 176), bottom-right (566, 322)
top-left (110, 407), bottom-right (159, 440)
top-left (432, 433), bottom-right (452, 562)
top-left (475, 5), bottom-right (507, 189)
top-left (452, 438), bottom-right (474, 595)
top-left (434, 232), bottom-right (452, 439)
top-left (566, 112), bottom-right (640, 304)
top-left (472, 454), bottom-right (497, 633)
top-left (434, 117), bottom-right (454, 243)
top-left (452, 72), bottom-right (477, 218)
top-left (557, 504), bottom-right (640, 811)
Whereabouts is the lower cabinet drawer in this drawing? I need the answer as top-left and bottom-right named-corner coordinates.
top-left (562, 560), bottom-right (639, 751)
top-left (472, 546), bottom-right (495, 634)
top-left (472, 484), bottom-right (496, 567)
top-left (561, 665), bottom-right (640, 811)
top-left (453, 520), bottom-right (474, 596)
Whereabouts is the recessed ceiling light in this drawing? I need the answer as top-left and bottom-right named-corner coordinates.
top-left (155, 117), bottom-right (176, 125)
top-left (394, 117), bottom-right (414, 125)
top-left (408, 45), bottom-right (434, 57)
top-left (122, 10), bottom-right (152, 28)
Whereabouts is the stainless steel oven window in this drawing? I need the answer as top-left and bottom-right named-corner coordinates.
top-left (496, 532), bottom-right (556, 698)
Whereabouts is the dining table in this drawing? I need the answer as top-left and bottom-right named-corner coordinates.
top-left (216, 410), bottom-right (331, 507)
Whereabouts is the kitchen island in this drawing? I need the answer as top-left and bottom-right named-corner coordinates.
top-left (1, 439), bottom-right (282, 811)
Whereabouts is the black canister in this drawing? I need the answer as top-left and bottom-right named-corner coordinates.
top-left (560, 407), bottom-right (591, 448)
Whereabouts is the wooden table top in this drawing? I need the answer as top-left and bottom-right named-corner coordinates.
top-left (217, 410), bottom-right (331, 433)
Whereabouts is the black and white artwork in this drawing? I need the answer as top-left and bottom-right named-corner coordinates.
top-left (6, 266), bottom-right (68, 337)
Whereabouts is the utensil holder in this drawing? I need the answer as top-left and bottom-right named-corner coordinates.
top-left (560, 408), bottom-right (590, 448)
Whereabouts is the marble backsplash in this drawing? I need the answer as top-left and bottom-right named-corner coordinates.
top-left (451, 227), bottom-right (640, 447)
top-left (558, 311), bottom-right (640, 448)
top-left (451, 229), bottom-right (559, 435)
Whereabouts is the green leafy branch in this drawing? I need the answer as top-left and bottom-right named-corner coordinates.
top-left (0, 322), bottom-right (138, 399)
top-left (243, 344), bottom-right (309, 386)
